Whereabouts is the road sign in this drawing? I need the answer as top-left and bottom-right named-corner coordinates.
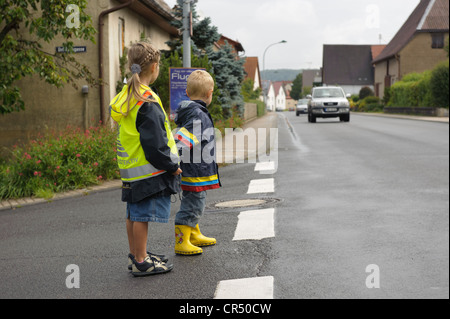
top-left (169, 67), bottom-right (206, 116)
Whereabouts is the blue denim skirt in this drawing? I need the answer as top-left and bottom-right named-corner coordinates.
top-left (126, 195), bottom-right (171, 223)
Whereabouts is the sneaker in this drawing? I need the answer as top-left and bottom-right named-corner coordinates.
top-left (128, 252), bottom-right (169, 271)
top-left (131, 255), bottom-right (173, 277)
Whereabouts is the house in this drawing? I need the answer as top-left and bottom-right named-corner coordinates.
top-left (272, 82), bottom-right (287, 111)
top-left (213, 35), bottom-right (245, 57)
top-left (0, 0), bottom-right (179, 151)
top-left (322, 44), bottom-right (381, 95)
top-left (282, 81), bottom-right (296, 111)
top-left (243, 57), bottom-right (262, 92)
top-left (265, 82), bottom-right (276, 112)
top-left (372, 0), bottom-right (449, 99)
top-left (302, 69), bottom-right (322, 92)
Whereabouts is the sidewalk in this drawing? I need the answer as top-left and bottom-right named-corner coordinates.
top-left (0, 113), bottom-right (279, 212)
top-left (216, 112), bottom-right (278, 164)
top-left (353, 112), bottom-right (449, 123)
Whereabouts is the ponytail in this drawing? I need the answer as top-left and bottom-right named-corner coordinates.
top-left (120, 42), bottom-right (161, 117)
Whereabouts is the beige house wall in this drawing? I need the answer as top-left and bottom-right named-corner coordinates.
top-left (400, 32), bottom-right (449, 76)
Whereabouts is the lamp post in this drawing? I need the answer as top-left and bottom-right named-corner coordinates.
top-left (182, 0), bottom-right (198, 68)
top-left (263, 40), bottom-right (287, 111)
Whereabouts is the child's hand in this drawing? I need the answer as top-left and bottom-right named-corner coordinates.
top-left (172, 168), bottom-right (182, 176)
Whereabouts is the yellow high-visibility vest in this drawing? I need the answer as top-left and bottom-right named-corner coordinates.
top-left (110, 85), bottom-right (178, 183)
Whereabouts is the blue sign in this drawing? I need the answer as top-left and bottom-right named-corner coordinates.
top-left (169, 68), bottom-right (206, 116)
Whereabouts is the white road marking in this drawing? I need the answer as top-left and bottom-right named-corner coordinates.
top-left (233, 208), bottom-right (275, 241)
top-left (255, 161), bottom-right (276, 172)
top-left (214, 276), bottom-right (274, 299)
top-left (247, 178), bottom-right (274, 194)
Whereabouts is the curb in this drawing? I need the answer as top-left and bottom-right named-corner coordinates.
top-left (0, 180), bottom-right (122, 212)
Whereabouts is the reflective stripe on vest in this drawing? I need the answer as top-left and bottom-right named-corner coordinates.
top-left (120, 164), bottom-right (165, 181)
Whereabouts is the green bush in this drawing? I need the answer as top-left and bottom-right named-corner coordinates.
top-left (358, 96), bottom-right (383, 112)
top-left (388, 61), bottom-right (448, 108)
top-left (388, 70), bottom-right (433, 107)
top-left (430, 60), bottom-right (449, 108)
top-left (359, 86), bottom-right (374, 100)
top-left (350, 94), bottom-right (359, 103)
top-left (0, 123), bottom-right (119, 200)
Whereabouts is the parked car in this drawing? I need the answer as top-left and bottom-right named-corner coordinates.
top-left (307, 86), bottom-right (351, 123)
top-left (296, 99), bottom-right (309, 116)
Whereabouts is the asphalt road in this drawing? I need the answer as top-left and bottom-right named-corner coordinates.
top-left (0, 112), bottom-right (448, 299)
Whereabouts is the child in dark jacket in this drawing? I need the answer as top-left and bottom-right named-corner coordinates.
top-left (173, 70), bottom-right (221, 256)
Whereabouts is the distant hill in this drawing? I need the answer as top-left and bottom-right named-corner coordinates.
top-left (261, 69), bottom-right (302, 82)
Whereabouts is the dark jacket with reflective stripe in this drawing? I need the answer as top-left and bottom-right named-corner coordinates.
top-left (122, 101), bottom-right (181, 203)
top-left (174, 100), bottom-right (221, 192)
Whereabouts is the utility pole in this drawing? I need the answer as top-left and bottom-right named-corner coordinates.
top-left (183, 0), bottom-right (197, 68)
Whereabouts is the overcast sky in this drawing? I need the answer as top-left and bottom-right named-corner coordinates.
top-left (165, 0), bottom-right (421, 70)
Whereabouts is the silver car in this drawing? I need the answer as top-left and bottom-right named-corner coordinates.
top-left (296, 99), bottom-right (309, 116)
top-left (307, 87), bottom-right (351, 123)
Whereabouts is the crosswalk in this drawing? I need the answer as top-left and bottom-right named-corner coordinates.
top-left (214, 162), bottom-right (277, 299)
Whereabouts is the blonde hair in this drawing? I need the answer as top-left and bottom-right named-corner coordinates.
top-left (186, 70), bottom-right (214, 99)
top-left (120, 42), bottom-right (161, 116)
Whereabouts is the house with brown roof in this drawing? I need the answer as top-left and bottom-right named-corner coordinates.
top-left (322, 44), bottom-right (382, 96)
top-left (0, 0), bottom-right (179, 151)
top-left (272, 81), bottom-right (287, 111)
top-left (213, 35), bottom-right (245, 57)
top-left (372, 0), bottom-right (449, 99)
top-left (243, 57), bottom-right (262, 91)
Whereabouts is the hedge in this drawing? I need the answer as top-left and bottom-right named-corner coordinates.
top-left (388, 60), bottom-right (448, 108)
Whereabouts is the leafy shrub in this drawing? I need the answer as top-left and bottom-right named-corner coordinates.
top-left (387, 61), bottom-right (448, 108)
top-left (430, 60), bottom-right (449, 108)
top-left (0, 123), bottom-right (119, 200)
top-left (359, 86), bottom-right (374, 100)
top-left (350, 94), bottom-right (359, 103)
top-left (358, 96), bottom-right (383, 112)
top-left (388, 70), bottom-right (433, 107)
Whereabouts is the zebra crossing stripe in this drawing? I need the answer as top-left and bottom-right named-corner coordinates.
top-left (255, 161), bottom-right (276, 172)
top-left (247, 178), bottom-right (274, 194)
top-left (233, 208), bottom-right (275, 241)
top-left (214, 276), bottom-right (274, 299)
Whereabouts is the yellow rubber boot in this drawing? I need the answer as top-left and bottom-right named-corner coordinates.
top-left (175, 225), bottom-right (203, 256)
top-left (190, 224), bottom-right (217, 247)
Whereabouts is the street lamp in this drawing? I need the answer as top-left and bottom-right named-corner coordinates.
top-left (262, 40), bottom-right (287, 111)
top-left (263, 40), bottom-right (287, 76)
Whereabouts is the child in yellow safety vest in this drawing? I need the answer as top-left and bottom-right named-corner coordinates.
top-left (110, 42), bottom-right (182, 277)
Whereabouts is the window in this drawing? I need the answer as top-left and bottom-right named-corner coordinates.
top-left (431, 33), bottom-right (444, 49)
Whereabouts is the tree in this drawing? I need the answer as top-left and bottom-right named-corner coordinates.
top-left (206, 43), bottom-right (245, 117)
top-left (290, 73), bottom-right (303, 100)
top-left (359, 86), bottom-right (375, 100)
top-left (165, 0), bottom-right (245, 119)
top-left (166, 0), bottom-right (220, 55)
top-left (0, 0), bottom-right (97, 114)
top-left (241, 79), bottom-right (261, 102)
